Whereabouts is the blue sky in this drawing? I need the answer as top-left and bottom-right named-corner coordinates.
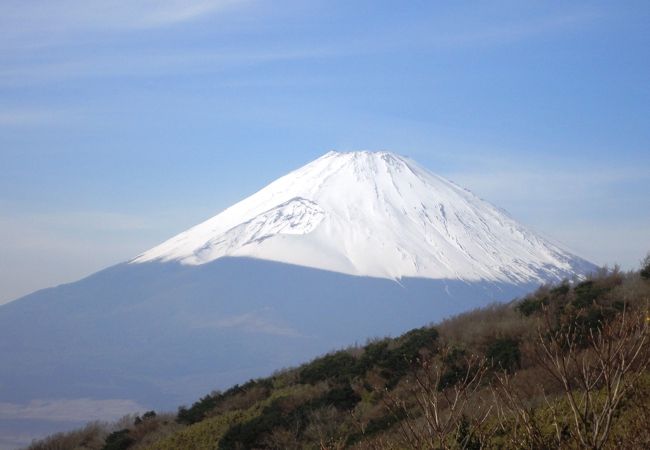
top-left (1, 0), bottom-right (649, 304)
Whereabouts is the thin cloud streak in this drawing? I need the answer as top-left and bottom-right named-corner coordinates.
top-left (447, 167), bottom-right (650, 204)
top-left (189, 308), bottom-right (303, 337)
top-left (0, 0), bottom-right (249, 34)
top-left (0, 108), bottom-right (71, 127)
top-left (0, 398), bottom-right (145, 422)
top-left (0, 4), bottom-right (601, 86)
top-left (427, 10), bottom-right (601, 48)
top-left (0, 211), bottom-right (154, 235)
top-left (0, 47), bottom-right (336, 87)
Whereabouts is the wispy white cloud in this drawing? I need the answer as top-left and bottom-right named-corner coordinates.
top-left (33, 211), bottom-right (153, 233)
top-left (0, 0), bottom-right (249, 35)
top-left (291, 5), bottom-right (603, 59)
top-left (0, 108), bottom-right (69, 127)
top-left (545, 221), bottom-right (650, 269)
top-left (427, 10), bottom-right (601, 48)
top-left (190, 308), bottom-right (302, 337)
top-left (446, 166), bottom-right (650, 205)
top-left (0, 2), bottom-right (602, 87)
top-left (440, 163), bottom-right (650, 269)
top-left (133, 0), bottom-right (247, 28)
top-left (0, 211), bottom-right (153, 236)
top-left (0, 398), bottom-right (145, 422)
top-left (0, 47), bottom-right (333, 86)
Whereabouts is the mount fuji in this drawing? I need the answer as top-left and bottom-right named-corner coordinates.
top-left (0, 151), bottom-right (595, 446)
top-left (133, 151), bottom-right (591, 282)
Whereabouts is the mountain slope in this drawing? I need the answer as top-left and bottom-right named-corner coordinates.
top-left (134, 151), bottom-right (592, 283)
top-left (0, 151), bottom-right (596, 448)
top-left (0, 260), bottom-right (537, 449)
top-left (25, 267), bottom-right (650, 450)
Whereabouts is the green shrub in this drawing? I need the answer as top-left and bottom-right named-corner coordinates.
top-left (147, 411), bottom-right (248, 450)
top-left (439, 347), bottom-right (470, 389)
top-left (516, 297), bottom-right (545, 316)
top-left (376, 327), bottom-right (439, 387)
top-left (395, 327), bottom-right (439, 360)
top-left (573, 280), bottom-right (602, 308)
top-left (218, 400), bottom-right (288, 449)
top-left (486, 337), bottom-right (520, 372)
top-left (319, 385), bottom-right (360, 410)
top-left (178, 379), bottom-right (273, 424)
top-left (102, 429), bottom-right (134, 450)
top-left (641, 254), bottom-right (650, 280)
top-left (358, 339), bottom-right (390, 371)
top-left (218, 383), bottom-right (362, 449)
top-left (550, 283), bottom-right (570, 296)
top-left (456, 415), bottom-right (482, 450)
top-left (299, 351), bottom-right (360, 384)
top-left (177, 394), bottom-right (220, 425)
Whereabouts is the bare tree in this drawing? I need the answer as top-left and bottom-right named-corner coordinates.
top-left (611, 373), bottom-right (650, 450)
top-left (491, 370), bottom-right (553, 449)
top-left (382, 349), bottom-right (492, 449)
top-left (535, 306), bottom-right (650, 449)
top-left (303, 406), bottom-right (351, 450)
top-left (263, 423), bottom-right (303, 450)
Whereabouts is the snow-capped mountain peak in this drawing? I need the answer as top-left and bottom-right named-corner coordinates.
top-left (132, 151), bottom-right (592, 283)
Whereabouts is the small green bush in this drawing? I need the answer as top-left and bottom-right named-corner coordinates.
top-left (102, 429), bottom-right (134, 450)
top-left (376, 327), bottom-right (439, 387)
top-left (516, 297), bottom-right (545, 316)
top-left (550, 283), bottom-right (570, 296)
top-left (641, 255), bottom-right (650, 280)
top-left (178, 379), bottom-right (273, 424)
top-left (486, 337), bottom-right (521, 372)
top-left (439, 347), bottom-right (470, 389)
top-left (299, 351), bottom-right (360, 384)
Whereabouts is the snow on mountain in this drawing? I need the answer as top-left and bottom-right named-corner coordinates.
top-left (133, 151), bottom-right (591, 283)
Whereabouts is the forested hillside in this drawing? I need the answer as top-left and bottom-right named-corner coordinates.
top-left (27, 257), bottom-right (650, 450)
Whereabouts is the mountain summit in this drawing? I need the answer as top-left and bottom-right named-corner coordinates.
top-left (134, 151), bottom-right (591, 283)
